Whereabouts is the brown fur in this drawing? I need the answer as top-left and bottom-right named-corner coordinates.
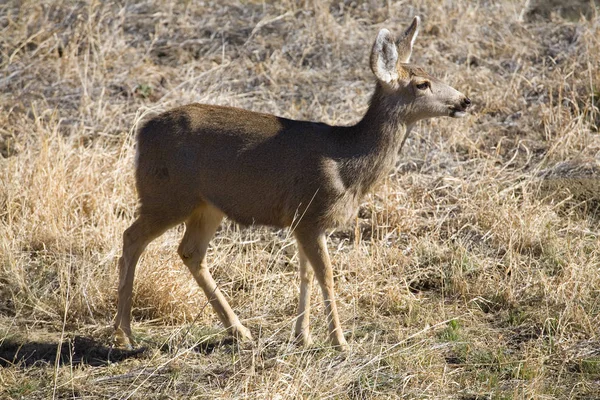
top-left (135, 87), bottom-right (407, 232)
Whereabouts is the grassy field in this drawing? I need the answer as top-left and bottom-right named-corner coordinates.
top-left (1, 0), bottom-right (600, 398)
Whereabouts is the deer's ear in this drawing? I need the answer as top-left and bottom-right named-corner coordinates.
top-left (396, 16), bottom-right (420, 63)
top-left (370, 29), bottom-right (399, 84)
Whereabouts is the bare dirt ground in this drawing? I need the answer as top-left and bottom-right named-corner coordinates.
top-left (1, 0), bottom-right (600, 398)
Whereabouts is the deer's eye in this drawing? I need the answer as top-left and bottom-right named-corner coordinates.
top-left (416, 81), bottom-right (430, 90)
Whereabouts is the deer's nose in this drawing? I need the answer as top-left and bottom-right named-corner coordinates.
top-left (462, 97), bottom-right (471, 108)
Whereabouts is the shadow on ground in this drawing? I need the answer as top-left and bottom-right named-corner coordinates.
top-left (190, 336), bottom-right (236, 355)
top-left (0, 336), bottom-right (147, 367)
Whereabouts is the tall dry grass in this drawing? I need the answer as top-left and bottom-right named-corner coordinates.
top-left (1, 0), bottom-right (600, 398)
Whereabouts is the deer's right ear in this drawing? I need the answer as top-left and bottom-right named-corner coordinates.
top-left (370, 29), bottom-right (399, 84)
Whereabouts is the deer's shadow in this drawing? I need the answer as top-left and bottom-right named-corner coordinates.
top-left (0, 336), bottom-right (147, 367)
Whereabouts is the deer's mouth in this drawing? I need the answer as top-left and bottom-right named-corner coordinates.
top-left (449, 107), bottom-right (467, 118)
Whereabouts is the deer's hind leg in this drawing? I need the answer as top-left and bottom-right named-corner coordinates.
top-left (178, 203), bottom-right (252, 342)
top-left (114, 214), bottom-right (177, 348)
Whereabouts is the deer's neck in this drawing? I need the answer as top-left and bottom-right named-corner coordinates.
top-left (336, 83), bottom-right (412, 197)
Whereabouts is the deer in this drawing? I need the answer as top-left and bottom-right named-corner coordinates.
top-left (112, 16), bottom-right (471, 351)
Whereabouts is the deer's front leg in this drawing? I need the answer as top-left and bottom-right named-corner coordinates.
top-left (294, 246), bottom-right (314, 347)
top-left (294, 230), bottom-right (348, 351)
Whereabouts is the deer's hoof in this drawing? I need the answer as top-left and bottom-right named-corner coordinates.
top-left (112, 327), bottom-right (134, 350)
top-left (231, 324), bottom-right (253, 343)
top-left (294, 332), bottom-right (315, 348)
top-left (331, 336), bottom-right (349, 352)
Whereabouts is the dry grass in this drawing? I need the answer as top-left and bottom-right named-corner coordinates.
top-left (1, 0), bottom-right (600, 398)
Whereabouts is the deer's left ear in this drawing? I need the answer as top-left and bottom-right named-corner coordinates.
top-left (396, 16), bottom-right (420, 63)
top-left (370, 29), bottom-right (399, 84)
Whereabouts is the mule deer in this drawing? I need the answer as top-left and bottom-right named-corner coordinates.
top-left (113, 16), bottom-right (471, 350)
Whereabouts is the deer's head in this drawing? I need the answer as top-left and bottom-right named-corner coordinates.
top-left (369, 17), bottom-right (471, 125)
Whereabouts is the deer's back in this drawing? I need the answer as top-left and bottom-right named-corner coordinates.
top-left (135, 104), bottom-right (358, 230)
